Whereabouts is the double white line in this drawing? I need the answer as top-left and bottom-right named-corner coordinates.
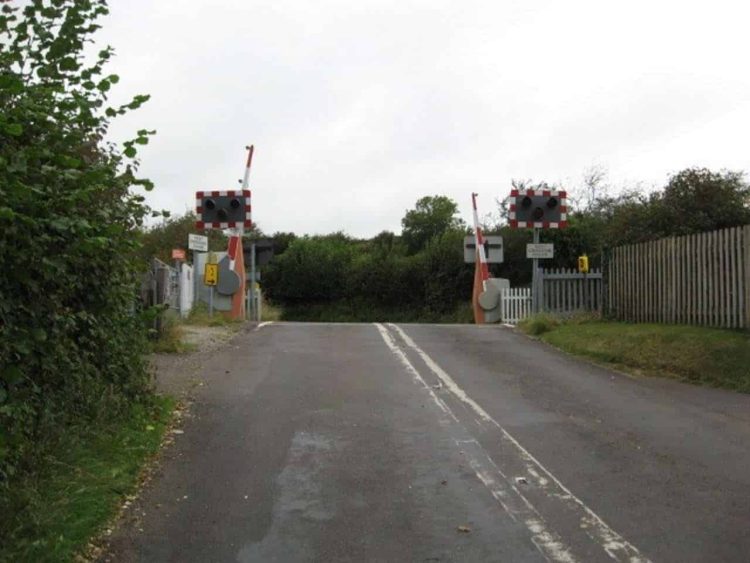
top-left (375, 323), bottom-right (649, 563)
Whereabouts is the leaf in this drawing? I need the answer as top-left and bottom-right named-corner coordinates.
top-left (124, 146), bottom-right (137, 158)
top-left (2, 367), bottom-right (24, 386)
top-left (4, 123), bottom-right (22, 136)
top-left (59, 57), bottom-right (79, 71)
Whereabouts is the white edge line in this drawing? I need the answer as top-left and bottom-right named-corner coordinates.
top-left (386, 323), bottom-right (649, 563)
top-left (374, 323), bottom-right (578, 563)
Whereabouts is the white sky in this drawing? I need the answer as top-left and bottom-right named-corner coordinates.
top-left (101, 0), bottom-right (750, 236)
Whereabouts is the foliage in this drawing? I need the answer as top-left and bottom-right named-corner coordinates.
top-left (0, 1), bottom-right (154, 480)
top-left (268, 231), bottom-right (297, 257)
top-left (401, 195), bottom-right (467, 254)
top-left (262, 167), bottom-right (750, 320)
top-left (537, 321), bottom-right (750, 393)
top-left (279, 300), bottom-right (473, 323)
top-left (0, 395), bottom-right (174, 563)
top-left (264, 197), bottom-right (473, 318)
top-left (150, 313), bottom-right (193, 354)
top-left (494, 167), bottom-right (750, 283)
top-left (264, 233), bottom-right (355, 303)
top-left (137, 211), bottom-right (228, 266)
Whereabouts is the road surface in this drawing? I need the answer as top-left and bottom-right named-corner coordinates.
top-left (105, 322), bottom-right (750, 562)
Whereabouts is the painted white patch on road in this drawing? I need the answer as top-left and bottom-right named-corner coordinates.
top-left (254, 321), bottom-right (274, 331)
top-left (386, 323), bottom-right (649, 563)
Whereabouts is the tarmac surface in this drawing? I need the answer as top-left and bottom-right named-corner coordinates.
top-left (105, 322), bottom-right (750, 562)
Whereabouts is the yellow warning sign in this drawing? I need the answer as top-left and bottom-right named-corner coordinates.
top-left (204, 263), bottom-right (218, 286)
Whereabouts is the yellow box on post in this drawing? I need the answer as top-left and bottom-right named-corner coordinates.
top-left (578, 255), bottom-right (589, 274)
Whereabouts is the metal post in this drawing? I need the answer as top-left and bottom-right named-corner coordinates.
top-left (250, 241), bottom-right (257, 321)
top-left (209, 286), bottom-right (214, 318)
top-left (532, 228), bottom-right (540, 313)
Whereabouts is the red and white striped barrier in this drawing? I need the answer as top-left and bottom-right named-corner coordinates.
top-left (471, 193), bottom-right (490, 290)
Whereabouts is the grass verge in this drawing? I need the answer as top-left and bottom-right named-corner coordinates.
top-left (519, 315), bottom-right (750, 392)
top-left (183, 302), bottom-right (244, 328)
top-left (0, 395), bottom-right (175, 563)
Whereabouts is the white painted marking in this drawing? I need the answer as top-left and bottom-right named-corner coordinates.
top-left (386, 323), bottom-right (649, 563)
top-left (375, 324), bottom-right (577, 563)
top-left (254, 321), bottom-right (274, 332)
top-left (374, 324), bottom-right (455, 420)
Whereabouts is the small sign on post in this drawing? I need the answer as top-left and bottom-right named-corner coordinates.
top-left (204, 263), bottom-right (218, 286)
top-left (464, 236), bottom-right (504, 264)
top-left (526, 243), bottom-right (554, 259)
top-left (188, 234), bottom-right (208, 252)
top-left (172, 248), bottom-right (186, 261)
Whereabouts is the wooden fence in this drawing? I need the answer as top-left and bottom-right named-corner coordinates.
top-left (608, 225), bottom-right (750, 328)
top-left (501, 288), bottom-right (532, 325)
top-left (541, 268), bottom-right (603, 314)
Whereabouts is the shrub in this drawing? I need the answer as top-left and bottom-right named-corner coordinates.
top-left (0, 1), bottom-right (155, 480)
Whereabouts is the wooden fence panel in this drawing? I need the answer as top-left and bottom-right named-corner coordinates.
top-left (607, 227), bottom-right (748, 328)
top-left (540, 269), bottom-right (603, 315)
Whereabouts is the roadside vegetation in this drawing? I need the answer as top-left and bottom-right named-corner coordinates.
top-left (143, 168), bottom-right (746, 324)
top-left (519, 315), bottom-right (750, 393)
top-left (0, 396), bottom-right (174, 563)
top-left (0, 3), bottom-right (175, 560)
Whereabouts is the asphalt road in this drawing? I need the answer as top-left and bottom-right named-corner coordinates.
top-left (105, 322), bottom-right (750, 563)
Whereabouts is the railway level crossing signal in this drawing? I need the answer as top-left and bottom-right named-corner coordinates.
top-left (509, 189), bottom-right (567, 229)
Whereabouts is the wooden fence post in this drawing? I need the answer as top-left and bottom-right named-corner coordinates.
top-left (744, 225), bottom-right (750, 329)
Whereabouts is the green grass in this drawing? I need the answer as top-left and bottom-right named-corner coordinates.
top-left (0, 395), bottom-right (175, 563)
top-left (260, 299), bottom-right (283, 322)
top-left (279, 300), bottom-right (474, 324)
top-left (150, 317), bottom-right (195, 354)
top-left (183, 302), bottom-right (243, 328)
top-left (521, 317), bottom-right (750, 392)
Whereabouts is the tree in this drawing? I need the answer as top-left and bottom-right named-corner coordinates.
top-left (401, 196), bottom-right (466, 254)
top-left (660, 168), bottom-right (750, 235)
top-left (138, 212), bottom-right (228, 265)
top-left (0, 0), bottom-right (155, 479)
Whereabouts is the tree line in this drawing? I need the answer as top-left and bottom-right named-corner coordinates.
top-left (255, 168), bottom-right (750, 319)
top-left (139, 167), bottom-right (750, 322)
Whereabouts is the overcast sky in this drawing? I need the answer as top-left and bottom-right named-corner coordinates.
top-left (100, 0), bottom-right (750, 237)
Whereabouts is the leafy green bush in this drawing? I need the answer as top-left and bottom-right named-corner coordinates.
top-left (0, 1), bottom-right (155, 480)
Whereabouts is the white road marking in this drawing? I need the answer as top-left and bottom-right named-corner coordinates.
top-left (254, 321), bottom-right (274, 331)
top-left (375, 323), bottom-right (578, 563)
top-left (374, 324), bottom-right (456, 421)
top-left (386, 323), bottom-right (649, 563)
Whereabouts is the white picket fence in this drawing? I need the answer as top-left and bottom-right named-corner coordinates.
top-left (501, 288), bottom-right (532, 325)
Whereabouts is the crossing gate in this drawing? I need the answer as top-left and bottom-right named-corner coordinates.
top-left (501, 288), bottom-right (532, 325)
